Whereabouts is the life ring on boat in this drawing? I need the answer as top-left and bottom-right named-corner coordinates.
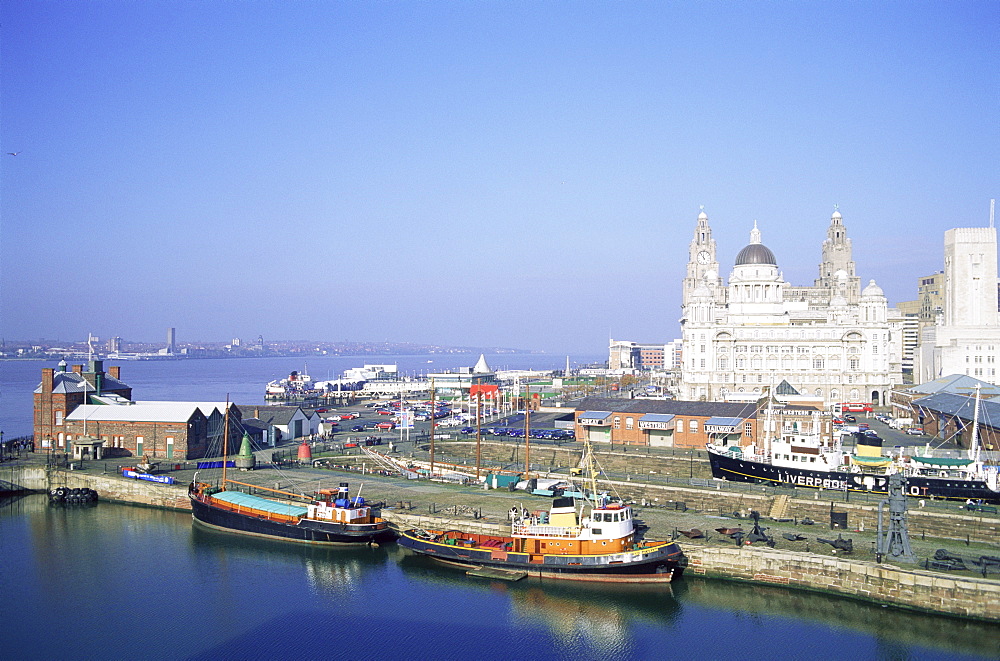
top-left (605, 503), bottom-right (622, 509)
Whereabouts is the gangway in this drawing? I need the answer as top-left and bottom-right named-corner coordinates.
top-left (360, 446), bottom-right (419, 478)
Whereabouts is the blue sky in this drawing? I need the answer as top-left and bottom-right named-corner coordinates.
top-left (2, 1), bottom-right (997, 354)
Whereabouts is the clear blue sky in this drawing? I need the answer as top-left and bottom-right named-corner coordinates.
top-left (2, 1), bottom-right (997, 354)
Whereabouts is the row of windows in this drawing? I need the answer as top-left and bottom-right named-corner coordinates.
top-left (717, 357), bottom-right (862, 370)
top-left (593, 509), bottom-right (630, 523)
top-left (45, 434), bottom-right (169, 450)
top-left (775, 453), bottom-right (819, 463)
top-left (726, 345), bottom-right (867, 354)
top-left (695, 330), bottom-right (886, 341)
top-left (610, 417), bottom-right (753, 437)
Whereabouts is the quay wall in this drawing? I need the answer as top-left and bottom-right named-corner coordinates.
top-left (7, 465), bottom-right (193, 510)
top-left (382, 510), bottom-right (504, 536)
top-left (683, 543), bottom-right (1000, 622)
top-left (57, 472), bottom-right (191, 510)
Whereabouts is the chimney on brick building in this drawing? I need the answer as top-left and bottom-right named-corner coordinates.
top-left (41, 368), bottom-right (54, 393)
top-left (108, 366), bottom-right (121, 380)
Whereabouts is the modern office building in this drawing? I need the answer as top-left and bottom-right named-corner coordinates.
top-left (916, 227), bottom-right (1000, 384)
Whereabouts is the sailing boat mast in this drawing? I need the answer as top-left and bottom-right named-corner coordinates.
top-left (760, 387), bottom-right (775, 458)
top-left (429, 378), bottom-right (436, 476)
top-left (221, 397), bottom-right (230, 487)
top-left (524, 383), bottom-right (531, 473)
top-left (970, 384), bottom-right (982, 465)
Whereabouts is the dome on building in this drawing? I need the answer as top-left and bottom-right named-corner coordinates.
top-left (698, 209), bottom-right (708, 221)
top-left (735, 243), bottom-right (777, 266)
top-left (831, 208), bottom-right (842, 220)
top-left (862, 279), bottom-right (884, 297)
top-left (735, 220), bottom-right (777, 266)
top-left (830, 293), bottom-right (848, 307)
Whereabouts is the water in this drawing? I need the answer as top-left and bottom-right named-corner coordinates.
top-left (3, 355), bottom-right (1000, 659)
top-left (0, 353), bottom-right (594, 437)
top-left (1, 495), bottom-right (997, 660)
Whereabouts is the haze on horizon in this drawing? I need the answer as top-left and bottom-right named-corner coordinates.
top-left (2, 2), bottom-right (997, 355)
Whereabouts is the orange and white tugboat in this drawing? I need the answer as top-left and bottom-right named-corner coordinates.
top-left (397, 443), bottom-right (684, 582)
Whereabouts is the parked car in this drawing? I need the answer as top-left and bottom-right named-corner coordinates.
top-left (350, 424), bottom-right (365, 432)
top-left (375, 421), bottom-right (396, 430)
top-left (340, 412), bottom-right (360, 420)
top-left (460, 427), bottom-right (476, 434)
top-left (906, 427), bottom-right (924, 435)
top-left (844, 414), bottom-right (857, 423)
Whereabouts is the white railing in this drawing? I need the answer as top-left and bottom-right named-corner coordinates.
top-left (512, 523), bottom-right (581, 539)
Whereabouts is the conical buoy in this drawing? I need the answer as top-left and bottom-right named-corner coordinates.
top-left (297, 441), bottom-right (312, 462)
top-left (235, 432), bottom-right (256, 471)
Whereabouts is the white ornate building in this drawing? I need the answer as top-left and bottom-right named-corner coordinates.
top-left (679, 208), bottom-right (904, 406)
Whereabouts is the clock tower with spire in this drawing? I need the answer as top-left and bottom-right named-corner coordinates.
top-left (683, 207), bottom-right (721, 308)
top-left (815, 205), bottom-right (862, 303)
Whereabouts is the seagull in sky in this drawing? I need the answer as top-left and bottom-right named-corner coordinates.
top-left (7, 151), bottom-right (21, 156)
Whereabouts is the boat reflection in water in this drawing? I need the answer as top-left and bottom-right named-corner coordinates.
top-left (682, 576), bottom-right (1000, 659)
top-left (190, 523), bottom-right (391, 596)
top-left (398, 551), bottom-right (682, 658)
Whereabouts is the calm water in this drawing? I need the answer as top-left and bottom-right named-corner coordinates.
top-left (3, 355), bottom-right (1000, 659)
top-left (2, 495), bottom-right (998, 661)
top-left (0, 353), bottom-right (595, 437)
